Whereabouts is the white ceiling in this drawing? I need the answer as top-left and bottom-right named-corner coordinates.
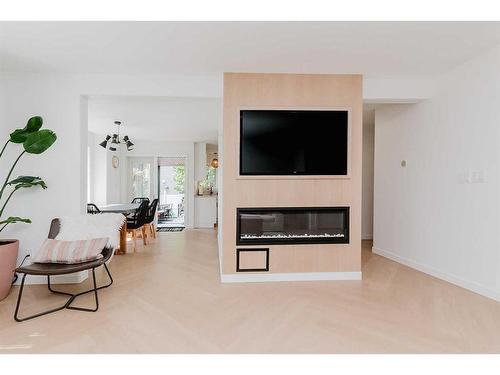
top-left (1, 22), bottom-right (500, 76)
top-left (88, 96), bottom-right (221, 143)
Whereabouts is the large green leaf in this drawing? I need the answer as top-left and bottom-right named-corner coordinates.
top-left (23, 129), bottom-right (57, 154)
top-left (0, 217), bottom-right (32, 226)
top-left (10, 129), bottom-right (30, 143)
top-left (0, 217), bottom-right (31, 233)
top-left (26, 116), bottom-right (43, 132)
top-left (9, 116), bottom-right (44, 143)
top-left (8, 176), bottom-right (47, 190)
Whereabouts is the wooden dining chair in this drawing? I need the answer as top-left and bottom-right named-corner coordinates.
top-left (126, 200), bottom-right (149, 251)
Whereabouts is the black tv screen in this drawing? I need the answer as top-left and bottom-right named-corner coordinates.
top-left (240, 110), bottom-right (348, 176)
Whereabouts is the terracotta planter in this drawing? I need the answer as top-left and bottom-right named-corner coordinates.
top-left (0, 240), bottom-right (19, 301)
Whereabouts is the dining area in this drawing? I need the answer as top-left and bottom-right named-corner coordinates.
top-left (87, 197), bottom-right (159, 254)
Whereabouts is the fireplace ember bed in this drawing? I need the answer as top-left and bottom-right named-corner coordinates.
top-left (236, 207), bottom-right (349, 245)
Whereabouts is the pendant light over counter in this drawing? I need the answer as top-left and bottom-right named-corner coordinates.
top-left (210, 152), bottom-right (219, 168)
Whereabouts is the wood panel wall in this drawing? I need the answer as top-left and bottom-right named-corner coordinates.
top-left (222, 73), bottom-right (363, 276)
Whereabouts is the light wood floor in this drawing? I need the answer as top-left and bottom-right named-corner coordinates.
top-left (1, 230), bottom-right (499, 353)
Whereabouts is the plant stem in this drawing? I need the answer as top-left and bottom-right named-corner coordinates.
top-left (0, 150), bottom-right (25, 202)
top-left (0, 223), bottom-right (8, 232)
top-left (0, 140), bottom-right (9, 159)
top-left (0, 187), bottom-right (17, 217)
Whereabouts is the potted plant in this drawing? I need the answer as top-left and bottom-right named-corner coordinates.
top-left (0, 116), bottom-right (56, 300)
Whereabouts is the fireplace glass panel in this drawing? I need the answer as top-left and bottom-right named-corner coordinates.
top-left (237, 207), bottom-right (349, 245)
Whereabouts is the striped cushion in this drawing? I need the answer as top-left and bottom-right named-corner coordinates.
top-left (34, 238), bottom-right (108, 264)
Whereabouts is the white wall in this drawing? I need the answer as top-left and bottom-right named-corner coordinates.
top-left (0, 76), bottom-right (5, 124)
top-left (217, 120), bottom-right (224, 274)
top-left (363, 77), bottom-right (436, 103)
top-left (87, 132), bottom-right (106, 205)
top-left (87, 132), bottom-right (95, 203)
top-left (373, 46), bottom-right (500, 301)
top-left (362, 109), bottom-right (375, 239)
top-left (1, 75), bottom-right (84, 267)
top-left (194, 142), bottom-right (207, 182)
top-left (87, 131), bottom-right (121, 206)
top-left (105, 150), bottom-right (122, 204)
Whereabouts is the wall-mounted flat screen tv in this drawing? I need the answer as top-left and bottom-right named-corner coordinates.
top-left (240, 110), bottom-right (348, 176)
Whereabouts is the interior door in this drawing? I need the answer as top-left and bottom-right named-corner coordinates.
top-left (127, 157), bottom-right (154, 202)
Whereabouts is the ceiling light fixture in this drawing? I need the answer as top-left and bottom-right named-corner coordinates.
top-left (99, 121), bottom-right (134, 152)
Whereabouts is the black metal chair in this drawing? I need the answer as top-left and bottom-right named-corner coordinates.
top-left (143, 198), bottom-right (159, 242)
top-left (87, 203), bottom-right (101, 214)
top-left (126, 200), bottom-right (149, 251)
top-left (178, 197), bottom-right (184, 217)
top-left (13, 218), bottom-right (114, 322)
top-left (131, 197), bottom-right (150, 204)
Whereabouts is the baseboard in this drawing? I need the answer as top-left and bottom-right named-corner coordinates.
top-left (220, 271), bottom-right (362, 283)
top-left (12, 271), bottom-right (88, 285)
top-left (194, 223), bottom-right (216, 229)
top-left (372, 246), bottom-right (500, 302)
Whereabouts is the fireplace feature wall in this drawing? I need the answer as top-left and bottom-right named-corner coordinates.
top-left (222, 73), bottom-right (362, 278)
top-left (237, 207), bottom-right (349, 245)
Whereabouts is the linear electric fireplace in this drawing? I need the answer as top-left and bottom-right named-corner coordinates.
top-left (237, 207), bottom-right (349, 245)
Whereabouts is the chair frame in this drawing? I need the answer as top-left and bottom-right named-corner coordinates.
top-left (126, 200), bottom-right (149, 251)
top-left (127, 225), bottom-right (148, 250)
top-left (13, 219), bottom-right (115, 322)
top-left (131, 197), bottom-right (150, 204)
top-left (14, 264), bottom-right (113, 322)
top-left (87, 203), bottom-right (101, 215)
top-left (142, 198), bottom-right (159, 244)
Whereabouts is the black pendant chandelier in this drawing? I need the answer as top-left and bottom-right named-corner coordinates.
top-left (99, 120), bottom-right (134, 151)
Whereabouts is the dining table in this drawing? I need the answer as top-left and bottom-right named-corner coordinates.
top-left (99, 203), bottom-right (140, 255)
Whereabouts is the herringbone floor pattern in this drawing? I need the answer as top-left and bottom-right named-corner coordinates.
top-left (1, 229), bottom-right (499, 353)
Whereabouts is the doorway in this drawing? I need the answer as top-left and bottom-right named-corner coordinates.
top-left (157, 157), bottom-right (186, 228)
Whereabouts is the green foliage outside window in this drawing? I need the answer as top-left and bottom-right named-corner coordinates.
top-left (173, 165), bottom-right (185, 193)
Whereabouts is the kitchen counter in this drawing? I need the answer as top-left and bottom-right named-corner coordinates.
top-left (194, 195), bottom-right (217, 228)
